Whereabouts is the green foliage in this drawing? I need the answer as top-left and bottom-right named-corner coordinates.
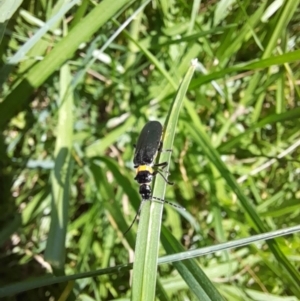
top-left (0, 0), bottom-right (300, 300)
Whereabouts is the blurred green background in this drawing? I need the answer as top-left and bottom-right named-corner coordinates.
top-left (0, 0), bottom-right (300, 300)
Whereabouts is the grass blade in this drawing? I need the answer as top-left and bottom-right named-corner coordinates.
top-left (44, 61), bottom-right (73, 272)
top-left (130, 60), bottom-right (197, 301)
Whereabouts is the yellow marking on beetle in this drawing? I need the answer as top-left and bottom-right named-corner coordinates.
top-left (136, 165), bottom-right (153, 174)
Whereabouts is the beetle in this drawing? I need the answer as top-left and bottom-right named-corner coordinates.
top-left (133, 120), bottom-right (173, 200)
top-left (124, 121), bottom-right (184, 235)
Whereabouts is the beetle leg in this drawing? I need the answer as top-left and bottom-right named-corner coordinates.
top-left (153, 170), bottom-right (174, 185)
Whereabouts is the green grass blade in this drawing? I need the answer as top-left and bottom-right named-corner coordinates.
top-left (130, 60), bottom-right (197, 301)
top-left (159, 225), bottom-right (300, 265)
top-left (190, 49), bottom-right (300, 88)
top-left (218, 107), bottom-right (300, 152)
top-left (0, 263), bottom-right (133, 298)
top-left (44, 62), bottom-right (73, 272)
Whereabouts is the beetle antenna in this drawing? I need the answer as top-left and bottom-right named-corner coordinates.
top-left (123, 197), bottom-right (185, 235)
top-left (152, 196), bottom-right (185, 210)
top-left (123, 202), bottom-right (143, 235)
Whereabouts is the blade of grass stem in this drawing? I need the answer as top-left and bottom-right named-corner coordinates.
top-left (44, 61), bottom-right (73, 273)
top-left (130, 60), bottom-right (197, 301)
